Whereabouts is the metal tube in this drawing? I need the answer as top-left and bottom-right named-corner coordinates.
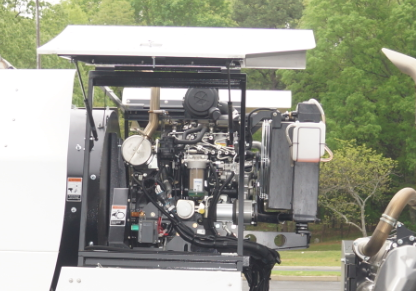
top-left (360, 187), bottom-right (416, 256)
top-left (251, 141), bottom-right (262, 151)
top-left (143, 87), bottom-right (160, 138)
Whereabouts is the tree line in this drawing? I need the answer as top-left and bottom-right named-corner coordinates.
top-left (2, 0), bottom-right (416, 232)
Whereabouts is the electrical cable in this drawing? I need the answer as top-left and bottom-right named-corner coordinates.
top-left (131, 173), bottom-right (280, 291)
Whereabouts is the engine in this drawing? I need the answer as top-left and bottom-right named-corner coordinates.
top-left (111, 86), bottom-right (327, 253)
top-left (50, 64), bottom-right (331, 291)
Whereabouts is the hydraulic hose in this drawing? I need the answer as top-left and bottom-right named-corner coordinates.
top-left (359, 187), bottom-right (416, 256)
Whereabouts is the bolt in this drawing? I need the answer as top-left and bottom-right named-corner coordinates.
top-left (89, 241), bottom-right (93, 246)
top-left (192, 223), bottom-right (198, 228)
top-left (150, 212), bottom-right (156, 217)
top-left (75, 144), bottom-right (82, 151)
top-left (77, 278), bottom-right (81, 283)
top-left (71, 207), bottom-right (77, 213)
top-left (215, 223), bottom-right (221, 229)
top-left (143, 173), bottom-right (147, 177)
top-left (69, 278), bottom-right (73, 283)
top-left (398, 239), bottom-right (403, 245)
top-left (364, 256), bottom-right (370, 262)
top-left (90, 174), bottom-right (96, 180)
top-left (392, 243), bottom-right (398, 248)
top-left (273, 112), bottom-right (277, 117)
top-left (397, 223), bottom-right (403, 228)
top-left (410, 236), bottom-right (415, 242)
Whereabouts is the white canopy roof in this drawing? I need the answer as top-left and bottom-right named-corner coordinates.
top-left (123, 88), bottom-right (292, 109)
top-left (38, 25), bottom-right (315, 69)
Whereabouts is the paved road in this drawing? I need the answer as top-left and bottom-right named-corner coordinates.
top-left (242, 281), bottom-right (340, 291)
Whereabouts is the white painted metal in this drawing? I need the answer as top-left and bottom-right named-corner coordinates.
top-left (382, 48), bottom-right (416, 82)
top-left (37, 25), bottom-right (315, 69)
top-left (56, 267), bottom-right (242, 291)
top-left (1, 251), bottom-right (61, 290)
top-left (0, 69), bottom-right (75, 291)
top-left (123, 88), bottom-right (292, 109)
top-left (288, 122), bottom-right (326, 162)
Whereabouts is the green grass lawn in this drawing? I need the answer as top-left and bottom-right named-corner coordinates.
top-left (278, 250), bottom-right (341, 266)
top-left (271, 271), bottom-right (341, 276)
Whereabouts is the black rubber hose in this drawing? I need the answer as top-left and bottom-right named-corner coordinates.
top-left (207, 162), bottom-right (220, 234)
top-left (246, 108), bottom-right (274, 150)
top-left (138, 176), bottom-right (279, 262)
top-left (136, 175), bottom-right (279, 291)
top-left (209, 172), bottom-right (235, 235)
top-left (174, 125), bottom-right (208, 145)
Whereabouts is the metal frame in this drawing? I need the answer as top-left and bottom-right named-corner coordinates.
top-left (78, 70), bottom-right (247, 269)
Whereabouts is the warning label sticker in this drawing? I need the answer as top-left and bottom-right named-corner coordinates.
top-left (110, 205), bottom-right (127, 226)
top-left (67, 177), bottom-right (82, 202)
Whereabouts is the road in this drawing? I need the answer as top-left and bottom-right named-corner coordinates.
top-left (242, 281), bottom-right (340, 291)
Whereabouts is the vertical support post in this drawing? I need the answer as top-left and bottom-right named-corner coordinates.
top-left (237, 75), bottom-right (246, 256)
top-left (78, 73), bottom-right (95, 266)
top-left (35, 0), bottom-right (41, 69)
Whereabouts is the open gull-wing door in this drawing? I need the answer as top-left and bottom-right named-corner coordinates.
top-left (38, 25), bottom-right (315, 70)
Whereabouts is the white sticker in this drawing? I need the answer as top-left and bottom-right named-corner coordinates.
top-left (110, 205), bottom-right (127, 226)
top-left (67, 177), bottom-right (82, 202)
top-left (193, 178), bottom-right (203, 192)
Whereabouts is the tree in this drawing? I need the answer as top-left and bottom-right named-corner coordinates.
top-left (92, 0), bottom-right (135, 25)
top-left (0, 0), bottom-right (37, 68)
top-left (131, 0), bottom-right (235, 27)
top-left (233, 0), bottom-right (302, 29)
top-left (278, 0), bottom-right (416, 183)
top-left (319, 140), bottom-right (396, 236)
top-left (232, 0), bottom-right (303, 90)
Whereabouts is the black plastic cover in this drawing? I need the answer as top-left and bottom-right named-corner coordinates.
top-left (183, 88), bottom-right (218, 118)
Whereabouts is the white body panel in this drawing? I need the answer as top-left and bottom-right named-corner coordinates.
top-left (123, 88), bottom-right (292, 109)
top-left (56, 267), bottom-right (242, 291)
top-left (0, 70), bottom-right (75, 290)
top-left (38, 25), bottom-right (315, 69)
top-left (290, 122), bottom-right (326, 162)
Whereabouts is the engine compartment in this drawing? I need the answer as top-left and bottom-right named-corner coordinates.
top-left (57, 70), bottom-right (329, 291)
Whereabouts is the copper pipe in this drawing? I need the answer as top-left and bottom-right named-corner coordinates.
top-left (360, 187), bottom-right (416, 257)
top-left (143, 87), bottom-right (160, 138)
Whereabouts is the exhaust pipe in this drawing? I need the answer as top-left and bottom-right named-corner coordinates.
top-left (143, 87), bottom-right (160, 138)
top-left (358, 187), bottom-right (416, 257)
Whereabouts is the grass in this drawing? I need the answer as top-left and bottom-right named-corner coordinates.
top-left (295, 241), bottom-right (342, 251)
top-left (278, 250), bottom-right (341, 266)
top-left (271, 271), bottom-right (341, 277)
